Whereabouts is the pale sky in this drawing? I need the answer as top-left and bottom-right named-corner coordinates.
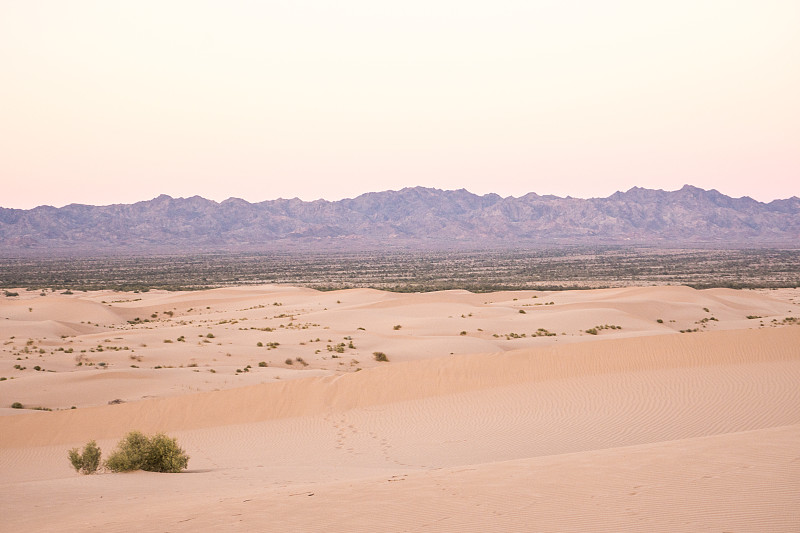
top-left (1, 0), bottom-right (798, 208)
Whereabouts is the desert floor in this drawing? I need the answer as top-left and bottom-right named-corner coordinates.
top-left (1, 285), bottom-right (799, 531)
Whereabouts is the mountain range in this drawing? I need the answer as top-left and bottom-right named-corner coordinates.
top-left (1, 185), bottom-right (798, 254)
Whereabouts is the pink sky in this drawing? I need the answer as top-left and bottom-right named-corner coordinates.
top-left (1, 1), bottom-right (798, 208)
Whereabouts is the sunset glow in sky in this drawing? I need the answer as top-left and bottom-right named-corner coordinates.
top-left (1, 1), bottom-right (798, 208)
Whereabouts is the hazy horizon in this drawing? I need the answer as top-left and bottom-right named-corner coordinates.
top-left (3, 183), bottom-right (798, 211)
top-left (2, 1), bottom-right (798, 209)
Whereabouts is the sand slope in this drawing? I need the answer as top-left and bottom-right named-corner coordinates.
top-left (1, 286), bottom-right (799, 531)
top-left (2, 284), bottom-right (796, 410)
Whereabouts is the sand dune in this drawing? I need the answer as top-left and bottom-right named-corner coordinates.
top-left (1, 285), bottom-right (799, 531)
top-left (2, 326), bottom-right (798, 448)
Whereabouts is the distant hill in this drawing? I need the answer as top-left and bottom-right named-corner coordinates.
top-left (1, 185), bottom-right (798, 254)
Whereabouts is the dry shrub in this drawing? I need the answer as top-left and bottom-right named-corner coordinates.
top-left (105, 431), bottom-right (189, 473)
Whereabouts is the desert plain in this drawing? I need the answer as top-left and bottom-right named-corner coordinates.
top-left (1, 284), bottom-right (799, 531)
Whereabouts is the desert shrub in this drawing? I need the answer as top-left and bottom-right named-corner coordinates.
top-left (105, 431), bottom-right (149, 472)
top-left (11, 402), bottom-right (23, 409)
top-left (142, 434), bottom-right (190, 473)
top-left (68, 440), bottom-right (102, 474)
top-left (258, 361), bottom-right (267, 367)
top-left (373, 351), bottom-right (389, 362)
top-left (327, 342), bottom-right (346, 353)
top-left (656, 318), bottom-right (664, 323)
top-left (105, 431), bottom-right (189, 473)
top-left (393, 325), bottom-right (401, 330)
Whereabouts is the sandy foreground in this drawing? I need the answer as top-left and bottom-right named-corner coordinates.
top-left (1, 285), bottom-right (799, 531)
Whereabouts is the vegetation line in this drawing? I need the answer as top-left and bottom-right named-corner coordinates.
top-left (1, 248), bottom-right (798, 292)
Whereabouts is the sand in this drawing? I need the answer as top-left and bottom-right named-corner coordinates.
top-left (1, 285), bottom-right (799, 531)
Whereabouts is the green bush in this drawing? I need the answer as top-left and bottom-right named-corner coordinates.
top-left (105, 431), bottom-right (148, 472)
top-left (105, 431), bottom-right (189, 473)
top-left (68, 440), bottom-right (102, 474)
top-left (11, 402), bottom-right (23, 409)
top-left (373, 351), bottom-right (389, 362)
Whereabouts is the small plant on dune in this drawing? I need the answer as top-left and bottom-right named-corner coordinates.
top-left (68, 440), bottom-right (102, 474)
top-left (105, 431), bottom-right (189, 473)
top-left (11, 402), bottom-right (24, 409)
top-left (584, 324), bottom-right (621, 335)
top-left (104, 431), bottom-right (149, 472)
top-left (392, 325), bottom-right (402, 330)
top-left (373, 351), bottom-right (389, 362)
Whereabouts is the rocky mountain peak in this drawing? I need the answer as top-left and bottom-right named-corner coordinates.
top-left (1, 186), bottom-right (797, 254)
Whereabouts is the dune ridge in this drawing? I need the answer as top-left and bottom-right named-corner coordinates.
top-left (2, 326), bottom-right (797, 449)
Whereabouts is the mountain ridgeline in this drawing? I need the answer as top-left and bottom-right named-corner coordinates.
top-left (1, 185), bottom-right (798, 254)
